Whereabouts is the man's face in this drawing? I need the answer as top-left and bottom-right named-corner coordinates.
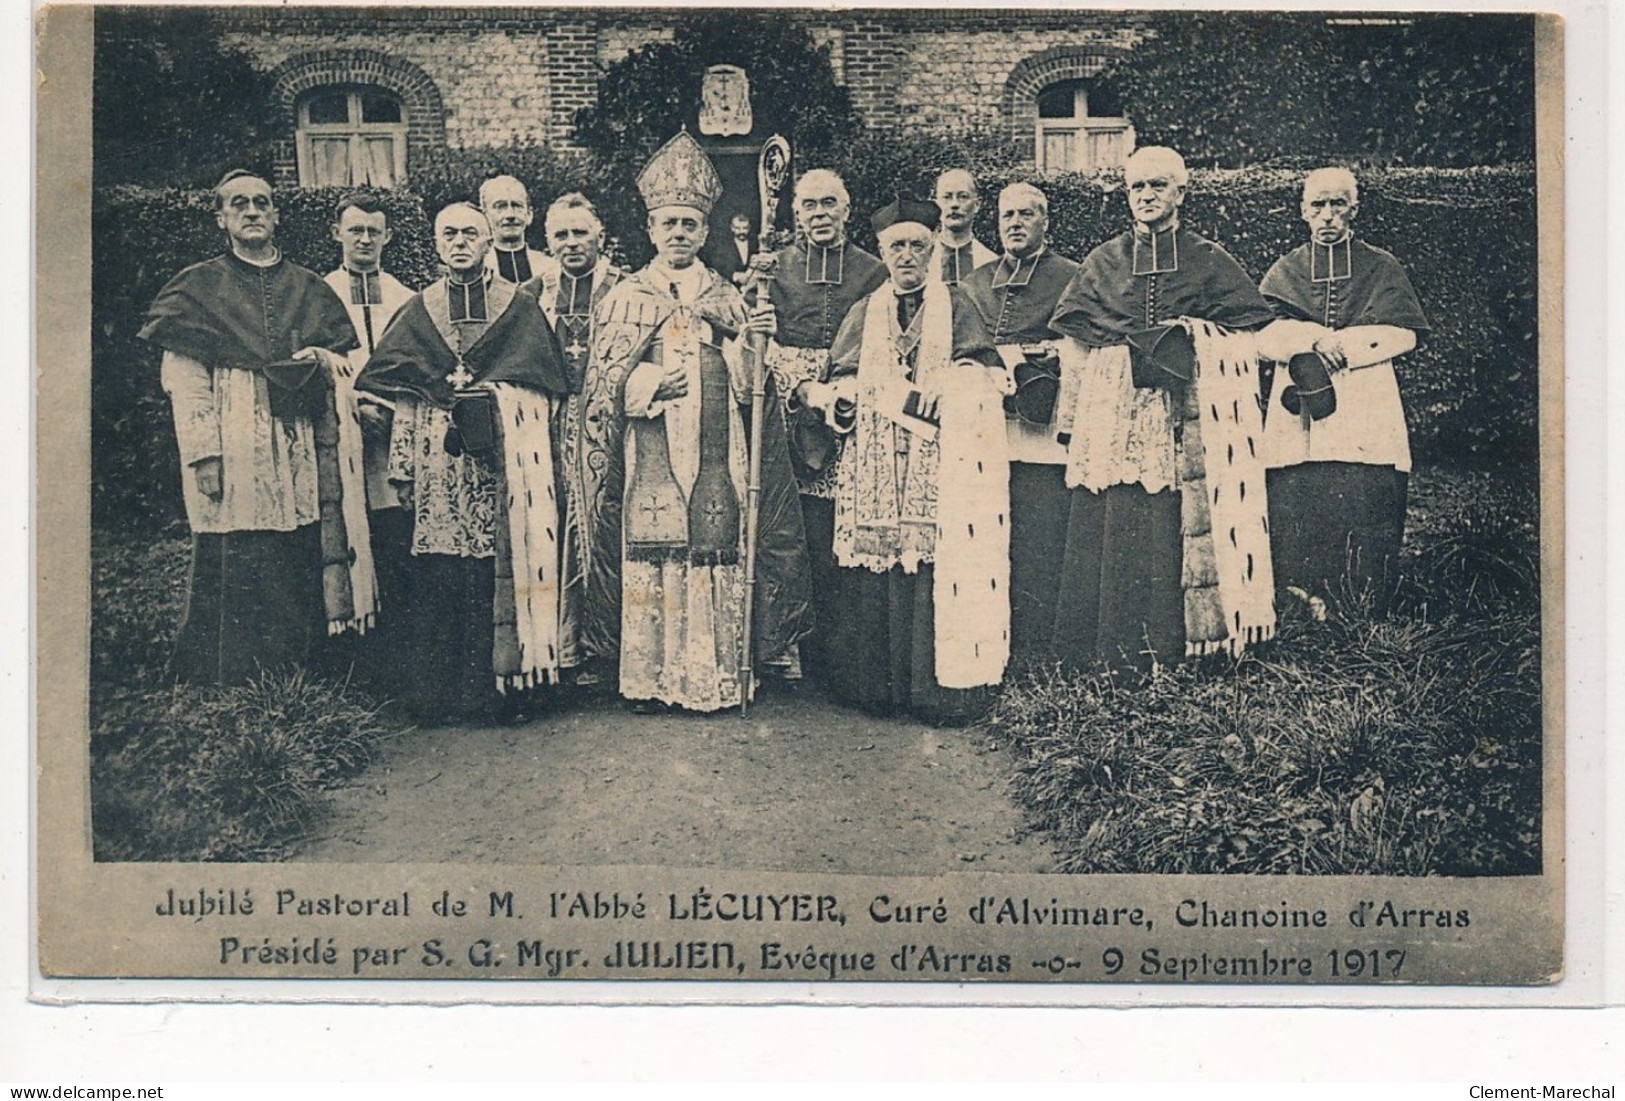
top-left (435, 208), bottom-right (492, 276)
top-left (794, 181), bottom-right (849, 247)
top-left (216, 176), bottom-right (278, 250)
top-left (1302, 185), bottom-right (1357, 245)
top-left (332, 207), bottom-right (391, 272)
top-left (879, 225), bottom-right (934, 292)
top-left (934, 171), bottom-right (980, 234)
top-left (546, 207), bottom-right (604, 277)
top-left (647, 206), bottom-right (708, 268)
top-left (482, 180), bottom-right (533, 247)
top-left (998, 194), bottom-right (1047, 258)
top-left (1125, 167), bottom-right (1184, 230)
top-left (730, 215), bottom-right (752, 240)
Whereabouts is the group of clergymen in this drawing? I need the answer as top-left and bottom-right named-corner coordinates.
top-left (138, 135), bottom-right (1429, 724)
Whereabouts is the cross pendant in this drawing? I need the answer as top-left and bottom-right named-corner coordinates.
top-left (446, 361), bottom-right (475, 389)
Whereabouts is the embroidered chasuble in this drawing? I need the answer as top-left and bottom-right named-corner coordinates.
top-left (592, 262), bottom-right (811, 710)
top-left (1048, 224), bottom-right (1280, 659)
top-left (359, 273), bottom-right (573, 692)
top-left (141, 252), bottom-right (366, 648)
top-left (1259, 235), bottom-right (1430, 472)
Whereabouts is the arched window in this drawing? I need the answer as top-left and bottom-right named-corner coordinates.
top-left (1035, 78), bottom-right (1134, 174)
top-left (296, 87), bottom-right (408, 188)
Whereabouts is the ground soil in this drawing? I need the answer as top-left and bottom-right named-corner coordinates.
top-left (300, 686), bottom-right (1055, 874)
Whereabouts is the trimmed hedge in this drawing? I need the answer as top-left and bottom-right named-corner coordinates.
top-left (827, 139), bottom-right (1537, 468)
top-left (92, 162), bottom-right (1537, 534)
top-left (1102, 12), bottom-right (1536, 170)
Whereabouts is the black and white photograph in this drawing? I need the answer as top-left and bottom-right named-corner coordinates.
top-left (36, 3), bottom-right (1566, 987)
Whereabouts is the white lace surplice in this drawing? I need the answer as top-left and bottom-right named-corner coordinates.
top-left (160, 351), bottom-right (321, 534)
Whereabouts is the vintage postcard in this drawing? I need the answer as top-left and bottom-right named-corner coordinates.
top-left (34, 3), bottom-right (1570, 996)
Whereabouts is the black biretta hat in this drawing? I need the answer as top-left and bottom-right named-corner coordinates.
top-left (871, 196), bottom-right (941, 236)
top-left (1125, 323), bottom-right (1198, 391)
top-left (1280, 351), bottom-right (1338, 420)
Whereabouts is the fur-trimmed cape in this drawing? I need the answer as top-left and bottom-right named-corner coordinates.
top-left (357, 288), bottom-right (572, 408)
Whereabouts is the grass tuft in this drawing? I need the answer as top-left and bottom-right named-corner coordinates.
top-left (991, 466), bottom-right (1543, 877)
top-left (89, 530), bottom-right (401, 862)
top-left (91, 669), bottom-right (394, 862)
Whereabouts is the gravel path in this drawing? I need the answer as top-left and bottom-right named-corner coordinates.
top-left (300, 687), bottom-right (1054, 874)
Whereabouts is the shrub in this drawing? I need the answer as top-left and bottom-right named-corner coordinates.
top-left (1399, 464), bottom-right (1541, 617)
top-left (89, 520), bottom-right (402, 862)
top-left (89, 530), bottom-right (190, 710)
top-left (994, 605), bottom-right (1541, 877)
top-left (93, 8), bottom-right (280, 188)
top-left (91, 670), bottom-right (394, 862)
top-left (1102, 12), bottom-right (1536, 169)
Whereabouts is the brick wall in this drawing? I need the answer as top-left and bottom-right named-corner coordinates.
top-left (226, 30), bottom-right (555, 153)
top-left (225, 9), bottom-right (1150, 177)
top-left (546, 19), bottom-right (599, 149)
top-left (891, 27), bottom-right (1140, 134)
top-left (836, 18), bottom-right (901, 129)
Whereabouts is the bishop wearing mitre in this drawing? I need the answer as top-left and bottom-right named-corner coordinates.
top-left (588, 132), bottom-right (811, 712)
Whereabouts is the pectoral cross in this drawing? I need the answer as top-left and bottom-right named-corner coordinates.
top-left (446, 359), bottom-right (475, 389)
top-left (564, 337), bottom-right (587, 360)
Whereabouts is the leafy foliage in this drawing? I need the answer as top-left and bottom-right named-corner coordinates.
top-left (572, 14), bottom-right (863, 269)
top-left (817, 127), bottom-right (1031, 255)
top-left (1399, 464), bottom-right (1541, 618)
top-left (1104, 12), bottom-right (1536, 168)
top-left (991, 467), bottom-right (1543, 877)
top-left (90, 530), bottom-right (190, 704)
top-left (93, 8), bottom-right (281, 188)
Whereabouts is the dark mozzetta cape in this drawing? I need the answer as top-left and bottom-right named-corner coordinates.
top-left (1049, 227), bottom-right (1276, 347)
top-left (1260, 237), bottom-right (1431, 333)
top-left (356, 285), bottom-right (572, 408)
top-left (769, 241), bottom-right (888, 350)
top-left (960, 249), bottom-right (1081, 344)
top-left (139, 252), bottom-right (358, 367)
